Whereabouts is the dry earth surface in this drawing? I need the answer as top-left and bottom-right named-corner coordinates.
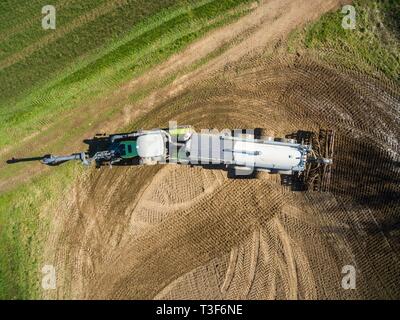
top-left (37, 0), bottom-right (400, 299)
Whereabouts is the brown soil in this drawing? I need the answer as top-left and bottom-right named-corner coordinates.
top-left (42, 51), bottom-right (400, 299)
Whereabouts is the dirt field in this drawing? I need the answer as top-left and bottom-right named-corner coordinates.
top-left (42, 56), bottom-right (400, 299)
top-left (40, 0), bottom-right (400, 299)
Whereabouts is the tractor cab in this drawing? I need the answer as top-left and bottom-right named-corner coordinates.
top-left (110, 140), bottom-right (138, 159)
top-left (108, 131), bottom-right (167, 165)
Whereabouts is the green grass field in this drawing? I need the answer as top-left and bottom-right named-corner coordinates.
top-left (0, 0), bottom-right (256, 299)
top-left (0, 164), bottom-right (81, 299)
top-left (0, 0), bottom-right (181, 102)
top-left (0, 0), bottom-right (255, 150)
top-left (288, 0), bottom-right (399, 83)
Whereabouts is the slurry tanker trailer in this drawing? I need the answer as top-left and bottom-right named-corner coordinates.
top-left (8, 126), bottom-right (334, 191)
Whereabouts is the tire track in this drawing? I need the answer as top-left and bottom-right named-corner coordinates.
top-left (275, 217), bottom-right (298, 299)
top-left (220, 246), bottom-right (238, 295)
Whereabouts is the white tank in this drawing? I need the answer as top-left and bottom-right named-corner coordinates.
top-left (233, 140), bottom-right (302, 171)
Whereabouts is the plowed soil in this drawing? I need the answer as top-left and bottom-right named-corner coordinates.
top-left (42, 1), bottom-right (400, 299)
